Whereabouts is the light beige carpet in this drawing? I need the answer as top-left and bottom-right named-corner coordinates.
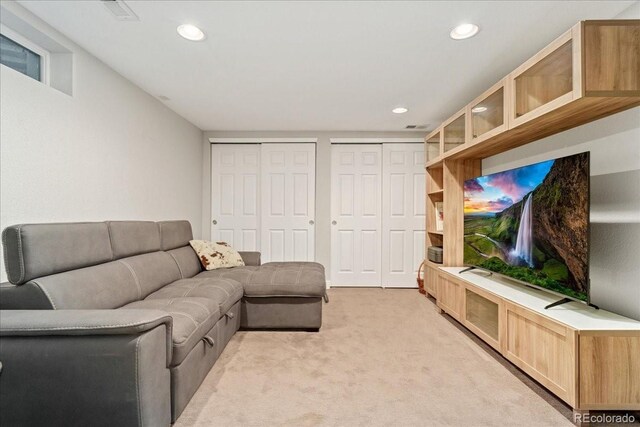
top-left (175, 289), bottom-right (572, 426)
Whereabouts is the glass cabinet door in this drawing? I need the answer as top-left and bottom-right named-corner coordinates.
top-left (443, 113), bottom-right (466, 153)
top-left (471, 86), bottom-right (505, 140)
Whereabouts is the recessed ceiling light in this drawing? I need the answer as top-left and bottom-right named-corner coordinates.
top-left (450, 23), bottom-right (479, 40)
top-left (472, 106), bottom-right (487, 113)
top-left (392, 107), bottom-right (408, 114)
top-left (177, 24), bottom-right (205, 41)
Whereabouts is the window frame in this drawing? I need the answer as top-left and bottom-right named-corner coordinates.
top-left (0, 24), bottom-right (50, 85)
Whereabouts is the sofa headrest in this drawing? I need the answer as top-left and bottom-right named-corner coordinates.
top-left (2, 222), bottom-right (113, 285)
top-left (2, 220), bottom-right (193, 285)
top-left (107, 221), bottom-right (161, 259)
top-left (158, 220), bottom-right (193, 251)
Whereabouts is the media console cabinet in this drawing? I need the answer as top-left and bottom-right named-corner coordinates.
top-left (434, 267), bottom-right (640, 414)
top-left (422, 19), bottom-right (640, 417)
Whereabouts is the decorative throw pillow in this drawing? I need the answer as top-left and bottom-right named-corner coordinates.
top-left (189, 240), bottom-right (245, 270)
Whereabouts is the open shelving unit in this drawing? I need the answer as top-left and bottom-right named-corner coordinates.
top-left (422, 19), bottom-right (640, 415)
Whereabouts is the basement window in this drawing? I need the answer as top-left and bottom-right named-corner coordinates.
top-left (0, 32), bottom-right (45, 82)
top-left (0, 11), bottom-right (73, 96)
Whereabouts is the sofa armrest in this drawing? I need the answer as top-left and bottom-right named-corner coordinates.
top-left (0, 281), bottom-right (53, 309)
top-left (1, 309), bottom-right (171, 337)
top-left (0, 309), bottom-right (172, 426)
top-left (239, 251), bottom-right (261, 266)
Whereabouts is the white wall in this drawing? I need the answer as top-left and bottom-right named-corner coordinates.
top-left (201, 131), bottom-right (426, 280)
top-left (483, 107), bottom-right (640, 320)
top-left (0, 3), bottom-right (204, 282)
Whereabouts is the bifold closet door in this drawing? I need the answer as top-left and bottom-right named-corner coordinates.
top-left (210, 144), bottom-right (260, 250)
top-left (260, 143), bottom-right (316, 263)
top-left (330, 144), bottom-right (382, 286)
top-left (382, 144), bottom-right (425, 287)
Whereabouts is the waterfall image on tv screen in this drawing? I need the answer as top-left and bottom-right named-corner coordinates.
top-left (463, 152), bottom-right (589, 301)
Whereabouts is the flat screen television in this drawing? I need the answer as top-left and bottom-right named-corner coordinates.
top-left (463, 152), bottom-right (590, 306)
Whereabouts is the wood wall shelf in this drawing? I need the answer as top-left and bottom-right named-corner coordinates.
top-left (427, 189), bottom-right (444, 196)
top-left (427, 230), bottom-right (443, 236)
top-left (425, 157), bottom-right (443, 168)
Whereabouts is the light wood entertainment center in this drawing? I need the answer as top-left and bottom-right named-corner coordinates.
top-left (423, 20), bottom-right (640, 416)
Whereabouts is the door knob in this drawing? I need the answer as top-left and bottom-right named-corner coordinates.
top-left (309, 220), bottom-right (315, 225)
top-left (332, 220), bottom-right (337, 225)
top-left (212, 220), bottom-right (217, 225)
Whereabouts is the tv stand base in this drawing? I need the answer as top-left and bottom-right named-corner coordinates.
top-left (459, 266), bottom-right (492, 276)
top-left (434, 266), bottom-right (640, 412)
top-left (545, 298), bottom-right (600, 310)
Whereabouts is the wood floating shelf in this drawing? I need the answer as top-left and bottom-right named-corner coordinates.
top-left (427, 189), bottom-right (444, 196)
top-left (427, 230), bottom-right (443, 236)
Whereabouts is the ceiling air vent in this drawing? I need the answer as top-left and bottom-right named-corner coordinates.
top-left (405, 125), bottom-right (417, 129)
top-left (101, 0), bottom-right (139, 21)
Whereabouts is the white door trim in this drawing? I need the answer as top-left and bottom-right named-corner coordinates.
top-left (209, 138), bottom-right (318, 143)
top-left (329, 138), bottom-right (424, 144)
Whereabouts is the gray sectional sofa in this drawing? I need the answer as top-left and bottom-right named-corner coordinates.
top-left (0, 220), bottom-right (326, 426)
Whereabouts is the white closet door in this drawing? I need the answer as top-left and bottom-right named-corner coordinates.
top-left (210, 144), bottom-right (260, 250)
top-left (330, 144), bottom-right (382, 286)
top-left (260, 143), bottom-right (316, 263)
top-left (382, 144), bottom-right (425, 287)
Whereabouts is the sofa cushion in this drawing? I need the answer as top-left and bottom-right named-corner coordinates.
top-left (158, 221), bottom-right (193, 251)
top-left (119, 297), bottom-right (220, 366)
top-left (166, 246), bottom-right (202, 279)
top-left (2, 222), bottom-right (113, 285)
top-left (194, 266), bottom-right (258, 283)
top-left (117, 252), bottom-right (181, 299)
top-left (146, 278), bottom-right (243, 316)
top-left (26, 260), bottom-right (140, 309)
top-left (196, 262), bottom-right (326, 297)
top-left (107, 221), bottom-right (161, 259)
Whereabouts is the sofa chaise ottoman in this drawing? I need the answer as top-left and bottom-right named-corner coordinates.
top-left (0, 220), bottom-right (326, 426)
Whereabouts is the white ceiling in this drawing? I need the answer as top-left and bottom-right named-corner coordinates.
top-left (18, 0), bottom-right (636, 131)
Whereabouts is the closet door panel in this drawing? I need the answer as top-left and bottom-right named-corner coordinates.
top-left (260, 143), bottom-right (316, 263)
top-left (382, 144), bottom-right (425, 287)
top-left (211, 144), bottom-right (260, 251)
top-left (330, 144), bottom-right (382, 286)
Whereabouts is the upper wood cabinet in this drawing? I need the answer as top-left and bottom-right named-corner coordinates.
top-left (583, 20), bottom-right (640, 96)
top-left (424, 20), bottom-right (639, 165)
top-left (508, 25), bottom-right (581, 128)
